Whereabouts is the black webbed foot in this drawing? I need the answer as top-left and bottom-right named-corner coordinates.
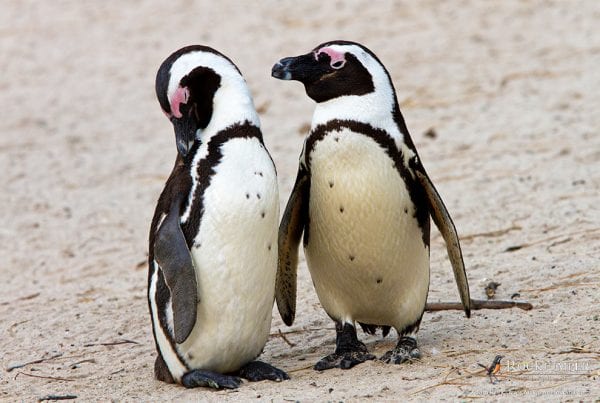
top-left (181, 369), bottom-right (242, 389)
top-left (314, 350), bottom-right (376, 371)
top-left (314, 322), bottom-right (376, 371)
top-left (237, 360), bottom-right (290, 382)
top-left (380, 336), bottom-right (421, 364)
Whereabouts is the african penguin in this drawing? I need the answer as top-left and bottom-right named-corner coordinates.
top-left (271, 41), bottom-right (471, 370)
top-left (148, 45), bottom-right (288, 389)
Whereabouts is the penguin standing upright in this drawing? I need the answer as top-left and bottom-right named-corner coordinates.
top-left (148, 45), bottom-right (288, 389)
top-left (271, 41), bottom-right (471, 370)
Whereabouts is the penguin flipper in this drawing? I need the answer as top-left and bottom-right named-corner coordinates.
top-left (276, 165), bottom-right (309, 326)
top-left (414, 169), bottom-right (471, 317)
top-left (154, 196), bottom-right (198, 343)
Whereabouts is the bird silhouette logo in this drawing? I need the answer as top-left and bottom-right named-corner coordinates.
top-left (478, 355), bottom-right (503, 384)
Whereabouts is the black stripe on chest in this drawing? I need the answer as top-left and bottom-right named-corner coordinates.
top-left (181, 122), bottom-right (265, 245)
top-left (304, 119), bottom-right (430, 247)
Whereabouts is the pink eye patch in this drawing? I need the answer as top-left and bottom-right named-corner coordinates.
top-left (169, 86), bottom-right (189, 118)
top-left (315, 47), bottom-right (346, 69)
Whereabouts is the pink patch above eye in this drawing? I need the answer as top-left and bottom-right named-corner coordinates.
top-left (315, 47), bottom-right (346, 68)
top-left (170, 86), bottom-right (189, 118)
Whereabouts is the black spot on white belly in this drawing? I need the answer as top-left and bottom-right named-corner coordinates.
top-left (376, 278), bottom-right (383, 284)
top-left (329, 181), bottom-right (334, 188)
top-left (261, 211), bottom-right (265, 218)
top-left (187, 352), bottom-right (194, 360)
top-left (267, 243), bottom-right (272, 251)
top-left (404, 208), bottom-right (408, 214)
top-left (257, 193), bottom-right (261, 199)
top-left (304, 120), bottom-right (431, 248)
top-left (334, 137), bottom-right (339, 142)
top-left (339, 206), bottom-right (344, 213)
top-left (246, 193), bottom-right (250, 199)
top-left (349, 255), bottom-right (355, 261)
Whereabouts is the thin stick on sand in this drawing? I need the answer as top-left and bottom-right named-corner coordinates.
top-left (425, 299), bottom-right (533, 312)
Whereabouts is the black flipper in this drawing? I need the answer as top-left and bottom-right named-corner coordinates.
top-left (413, 167), bottom-right (471, 317)
top-left (154, 193), bottom-right (198, 343)
top-left (276, 165), bottom-right (310, 326)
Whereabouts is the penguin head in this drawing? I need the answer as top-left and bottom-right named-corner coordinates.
top-left (272, 41), bottom-right (392, 104)
top-left (156, 45), bottom-right (253, 158)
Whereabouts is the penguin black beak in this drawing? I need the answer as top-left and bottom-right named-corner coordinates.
top-left (171, 114), bottom-right (198, 158)
top-left (272, 54), bottom-right (324, 82)
top-left (271, 57), bottom-right (297, 80)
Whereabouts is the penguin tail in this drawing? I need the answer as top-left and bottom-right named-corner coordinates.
top-left (358, 322), bottom-right (391, 337)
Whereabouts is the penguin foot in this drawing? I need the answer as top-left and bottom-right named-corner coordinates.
top-left (237, 360), bottom-right (290, 382)
top-left (314, 350), bottom-right (376, 371)
top-left (314, 322), bottom-right (376, 371)
top-left (181, 369), bottom-right (241, 389)
top-left (380, 336), bottom-right (421, 364)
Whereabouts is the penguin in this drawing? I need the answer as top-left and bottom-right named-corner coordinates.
top-left (148, 45), bottom-right (288, 389)
top-left (271, 41), bottom-right (471, 370)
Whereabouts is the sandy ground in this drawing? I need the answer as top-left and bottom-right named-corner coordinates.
top-left (1, 0), bottom-right (599, 401)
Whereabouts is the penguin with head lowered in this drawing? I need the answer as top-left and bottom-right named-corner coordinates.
top-left (148, 45), bottom-right (288, 388)
top-left (271, 41), bottom-right (471, 370)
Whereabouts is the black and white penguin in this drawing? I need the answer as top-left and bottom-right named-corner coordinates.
top-left (271, 41), bottom-right (471, 370)
top-left (148, 45), bottom-right (288, 389)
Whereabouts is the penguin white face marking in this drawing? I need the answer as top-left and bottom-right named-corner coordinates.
top-left (158, 47), bottom-right (261, 224)
top-left (273, 41), bottom-right (415, 164)
top-left (156, 46), bottom-right (260, 158)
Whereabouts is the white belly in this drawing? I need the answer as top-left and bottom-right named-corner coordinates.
top-left (178, 137), bottom-right (279, 373)
top-left (305, 128), bottom-right (429, 331)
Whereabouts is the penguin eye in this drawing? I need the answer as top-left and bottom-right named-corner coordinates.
top-left (331, 60), bottom-right (346, 70)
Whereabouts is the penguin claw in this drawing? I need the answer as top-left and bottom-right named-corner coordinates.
top-left (380, 336), bottom-right (421, 364)
top-left (237, 360), bottom-right (290, 382)
top-left (314, 351), bottom-right (376, 371)
top-left (181, 369), bottom-right (242, 389)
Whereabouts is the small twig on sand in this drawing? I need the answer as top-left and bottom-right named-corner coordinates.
top-left (276, 329), bottom-right (297, 347)
top-left (460, 225), bottom-right (521, 242)
top-left (83, 339), bottom-right (139, 347)
top-left (503, 227), bottom-right (600, 252)
top-left (409, 367), bottom-right (470, 395)
top-left (7, 353), bottom-right (64, 372)
top-left (444, 348), bottom-right (520, 358)
top-left (15, 371), bottom-right (75, 382)
top-left (556, 347), bottom-right (600, 356)
top-left (426, 299), bottom-right (533, 312)
top-left (519, 281), bottom-right (598, 294)
top-left (0, 292), bottom-right (40, 306)
top-left (38, 395), bottom-right (77, 402)
top-left (110, 368), bottom-right (125, 376)
top-left (270, 327), bottom-right (329, 337)
top-left (288, 363), bottom-right (316, 373)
